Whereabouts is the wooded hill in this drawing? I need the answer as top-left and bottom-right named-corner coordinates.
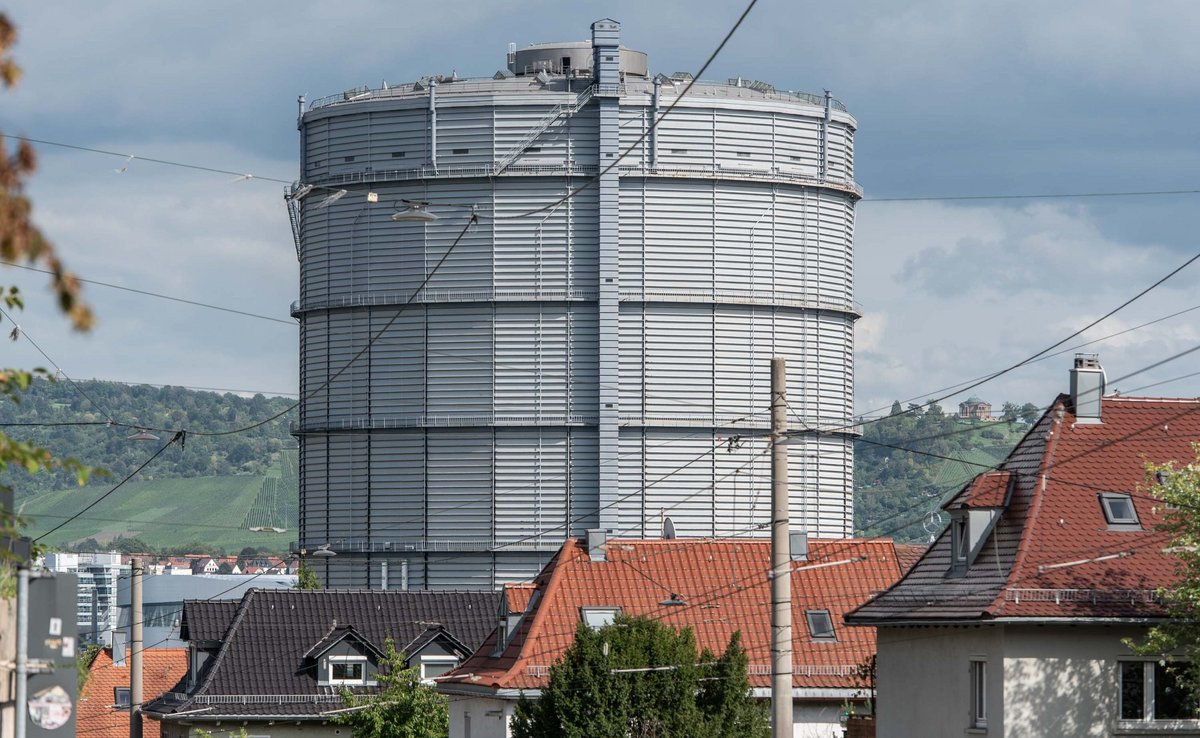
top-left (853, 402), bottom-right (1030, 543)
top-left (3, 378), bottom-right (298, 552)
top-left (4, 379), bottom-right (1029, 551)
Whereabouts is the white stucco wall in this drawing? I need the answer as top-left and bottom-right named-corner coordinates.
top-left (876, 625), bottom-right (1005, 738)
top-left (451, 695), bottom-right (517, 738)
top-left (793, 701), bottom-right (851, 737)
top-left (876, 623), bottom-right (1168, 738)
top-left (448, 692), bottom-right (857, 738)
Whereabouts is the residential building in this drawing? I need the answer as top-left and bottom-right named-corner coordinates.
top-left (40, 551), bottom-right (128, 645)
top-left (848, 355), bottom-right (1199, 736)
top-left (291, 18), bottom-right (862, 589)
top-left (439, 535), bottom-right (922, 738)
top-left (77, 647), bottom-right (187, 738)
top-left (146, 588), bottom-right (499, 737)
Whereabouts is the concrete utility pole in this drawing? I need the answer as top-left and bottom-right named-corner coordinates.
top-left (15, 565), bottom-right (29, 738)
top-left (130, 557), bottom-right (143, 738)
top-left (770, 357), bottom-right (792, 738)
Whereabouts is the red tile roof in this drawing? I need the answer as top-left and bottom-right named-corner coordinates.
top-left (951, 471), bottom-right (1011, 508)
top-left (850, 395), bottom-right (1199, 624)
top-left (451, 537), bottom-right (913, 692)
top-left (77, 648), bottom-right (187, 738)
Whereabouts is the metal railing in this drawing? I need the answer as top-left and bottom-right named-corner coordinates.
top-left (290, 289), bottom-right (855, 316)
top-left (1004, 588), bottom-right (1166, 605)
top-left (305, 77), bottom-right (845, 113)
top-left (161, 693), bottom-right (344, 705)
top-left (298, 162), bottom-right (861, 197)
top-left (494, 85), bottom-right (597, 174)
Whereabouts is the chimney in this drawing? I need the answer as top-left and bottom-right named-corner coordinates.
top-left (789, 531), bottom-right (809, 562)
top-left (586, 529), bottom-right (607, 562)
top-left (113, 631), bottom-right (127, 666)
top-left (1070, 353), bottom-right (1105, 424)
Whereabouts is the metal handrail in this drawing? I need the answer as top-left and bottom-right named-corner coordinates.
top-left (302, 162), bottom-right (861, 198)
top-left (495, 85), bottom-right (597, 174)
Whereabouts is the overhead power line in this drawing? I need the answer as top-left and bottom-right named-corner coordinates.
top-left (0, 261), bottom-right (295, 325)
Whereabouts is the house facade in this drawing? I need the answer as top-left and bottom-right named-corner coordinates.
top-left (146, 588), bottom-right (498, 738)
top-left (848, 356), bottom-right (1200, 736)
top-left (439, 535), bottom-right (922, 738)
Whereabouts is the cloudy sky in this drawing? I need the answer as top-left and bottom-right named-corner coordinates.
top-left (3, 1), bottom-right (1199, 417)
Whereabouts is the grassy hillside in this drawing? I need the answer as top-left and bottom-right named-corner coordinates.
top-left (19, 459), bottom-right (297, 553)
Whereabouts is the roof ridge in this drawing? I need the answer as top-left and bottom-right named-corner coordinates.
top-left (990, 398), bottom-right (1066, 615)
top-left (188, 588), bottom-right (258, 699)
top-left (501, 539), bottom-right (576, 683)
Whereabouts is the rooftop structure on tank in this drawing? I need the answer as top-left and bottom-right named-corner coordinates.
top-left (288, 19), bottom-right (862, 589)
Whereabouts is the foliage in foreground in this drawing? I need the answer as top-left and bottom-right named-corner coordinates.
top-left (1127, 445), bottom-right (1200, 703)
top-left (333, 639), bottom-right (448, 738)
top-left (1, 11), bottom-right (96, 566)
top-left (513, 615), bottom-right (767, 738)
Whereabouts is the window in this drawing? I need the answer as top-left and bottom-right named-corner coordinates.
top-left (113, 687), bottom-right (131, 708)
top-left (420, 656), bottom-right (459, 681)
top-left (580, 606), bottom-right (621, 630)
top-left (1100, 493), bottom-right (1141, 529)
top-left (952, 516), bottom-right (969, 563)
top-left (452, 148), bottom-right (469, 155)
top-left (333, 662), bottom-right (363, 680)
top-left (1121, 661), bottom-right (1200, 722)
top-left (326, 656), bottom-right (368, 685)
top-left (391, 151), bottom-right (406, 158)
top-left (343, 156), bottom-right (355, 163)
top-left (970, 659), bottom-right (987, 730)
top-left (805, 610), bottom-right (836, 641)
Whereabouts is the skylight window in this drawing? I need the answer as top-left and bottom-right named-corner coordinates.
top-left (1100, 493), bottom-right (1141, 529)
top-left (805, 609), bottom-right (836, 641)
top-left (580, 606), bottom-right (621, 630)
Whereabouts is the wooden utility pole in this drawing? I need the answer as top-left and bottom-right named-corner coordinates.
top-left (130, 557), bottom-right (143, 738)
top-left (771, 357), bottom-right (792, 738)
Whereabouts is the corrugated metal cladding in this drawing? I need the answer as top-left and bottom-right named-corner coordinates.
top-left (294, 20), bottom-right (860, 589)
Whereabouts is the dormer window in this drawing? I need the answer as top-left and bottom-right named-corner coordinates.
top-left (113, 687), bottom-right (131, 709)
top-left (580, 606), bottom-right (621, 630)
top-left (326, 655), bottom-right (369, 685)
top-left (1100, 493), bottom-right (1141, 530)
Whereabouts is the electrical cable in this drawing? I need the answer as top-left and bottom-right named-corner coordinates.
top-left (1, 261), bottom-right (296, 325)
top-left (32, 431), bottom-right (183, 543)
top-left (0, 134), bottom-right (293, 185)
top-left (0, 304), bottom-right (120, 423)
top-left (832, 247), bottom-right (1200, 435)
top-left (855, 300), bottom-right (1200, 420)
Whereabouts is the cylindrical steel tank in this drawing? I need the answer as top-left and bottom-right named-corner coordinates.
top-left (290, 19), bottom-right (861, 589)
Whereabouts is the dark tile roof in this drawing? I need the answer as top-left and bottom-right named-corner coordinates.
top-left (178, 600), bottom-right (240, 642)
top-left (447, 537), bottom-right (913, 692)
top-left (849, 395), bottom-right (1199, 625)
top-left (149, 588), bottom-right (498, 720)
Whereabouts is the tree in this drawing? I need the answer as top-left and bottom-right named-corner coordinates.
top-left (512, 615), bottom-right (767, 738)
top-left (333, 638), bottom-right (448, 738)
top-left (1000, 401), bottom-right (1020, 424)
top-left (889, 401), bottom-right (903, 417)
top-left (1127, 447), bottom-right (1200, 699)
top-left (1019, 402), bottom-right (1041, 425)
top-left (1, 12), bottom-right (95, 560)
top-left (295, 559), bottom-right (321, 590)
